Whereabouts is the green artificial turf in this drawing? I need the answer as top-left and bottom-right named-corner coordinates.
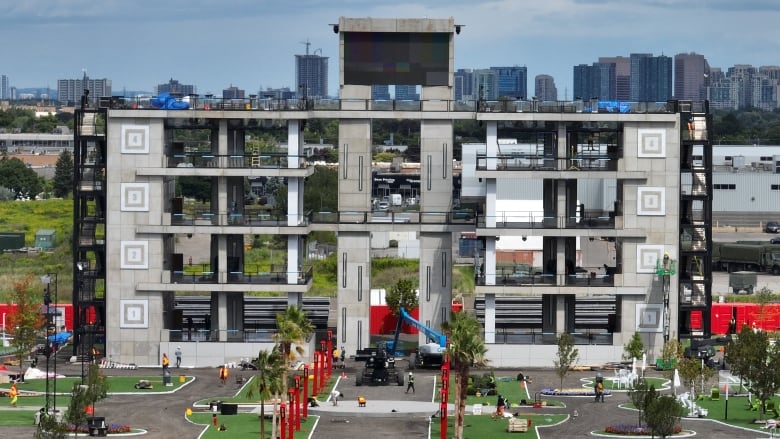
top-left (188, 412), bottom-right (316, 438)
top-left (0, 374), bottom-right (192, 395)
top-left (430, 413), bottom-right (567, 439)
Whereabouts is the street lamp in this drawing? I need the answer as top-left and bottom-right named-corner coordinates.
top-left (41, 273), bottom-right (58, 416)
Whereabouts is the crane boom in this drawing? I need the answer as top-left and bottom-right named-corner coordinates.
top-left (388, 307), bottom-right (446, 356)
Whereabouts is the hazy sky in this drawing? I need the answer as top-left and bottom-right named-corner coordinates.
top-left (2, 0), bottom-right (779, 97)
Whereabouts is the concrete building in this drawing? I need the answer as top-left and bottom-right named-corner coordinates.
top-left (72, 17), bottom-right (712, 368)
top-left (534, 75), bottom-right (557, 101)
top-left (674, 53), bottom-right (710, 102)
top-left (57, 75), bottom-right (111, 105)
top-left (295, 42), bottom-right (329, 98)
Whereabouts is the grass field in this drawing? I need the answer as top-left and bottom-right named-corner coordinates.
top-left (430, 413), bottom-right (567, 439)
top-left (188, 412), bottom-right (316, 438)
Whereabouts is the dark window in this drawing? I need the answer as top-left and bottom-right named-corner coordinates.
top-left (772, 184), bottom-right (780, 191)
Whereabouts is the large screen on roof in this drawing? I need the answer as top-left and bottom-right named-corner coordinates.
top-left (343, 32), bottom-right (450, 86)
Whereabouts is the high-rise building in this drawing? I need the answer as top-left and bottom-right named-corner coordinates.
top-left (573, 63), bottom-right (615, 100)
top-left (156, 78), bottom-right (196, 96)
top-left (599, 56), bottom-right (631, 100)
top-left (295, 43), bottom-right (328, 98)
top-left (454, 69), bottom-right (474, 101)
top-left (674, 53), bottom-right (710, 102)
top-left (57, 74), bottom-right (112, 105)
top-left (394, 85), bottom-right (419, 100)
top-left (473, 69), bottom-right (498, 100)
top-left (534, 75), bottom-right (557, 101)
top-left (0, 75), bottom-right (8, 100)
top-left (372, 85), bottom-right (391, 100)
top-left (222, 85), bottom-right (245, 99)
top-left (630, 53), bottom-right (672, 102)
top-left (490, 66), bottom-right (527, 98)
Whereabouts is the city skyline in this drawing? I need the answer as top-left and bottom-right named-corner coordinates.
top-left (2, 0), bottom-right (779, 97)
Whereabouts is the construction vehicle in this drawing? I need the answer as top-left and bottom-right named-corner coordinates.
top-left (355, 341), bottom-right (404, 387)
top-left (712, 242), bottom-right (780, 275)
top-left (387, 307), bottom-right (447, 370)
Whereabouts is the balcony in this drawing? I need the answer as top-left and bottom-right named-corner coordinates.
top-left (167, 152), bottom-right (308, 169)
top-left (477, 212), bottom-right (616, 230)
top-left (309, 210), bottom-right (477, 225)
top-left (103, 95), bottom-right (678, 115)
top-left (476, 153), bottom-right (618, 172)
top-left (171, 210), bottom-right (307, 227)
top-left (171, 265), bottom-right (313, 285)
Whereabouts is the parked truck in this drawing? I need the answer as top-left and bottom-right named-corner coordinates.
top-left (728, 271), bottom-right (758, 294)
top-left (713, 242), bottom-right (780, 275)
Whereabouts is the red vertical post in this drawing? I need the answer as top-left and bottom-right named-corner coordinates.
top-left (327, 330), bottom-right (333, 377)
top-left (319, 340), bottom-right (326, 386)
top-left (280, 403), bottom-right (287, 439)
top-left (294, 375), bottom-right (301, 430)
top-left (288, 389), bottom-right (296, 439)
top-left (313, 353), bottom-right (320, 395)
top-left (302, 366), bottom-right (309, 419)
top-left (440, 354), bottom-right (450, 439)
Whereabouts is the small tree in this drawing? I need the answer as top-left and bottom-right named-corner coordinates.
top-left (52, 149), bottom-right (73, 198)
top-left (248, 346), bottom-right (285, 439)
top-left (385, 278), bottom-right (419, 316)
top-left (553, 333), bottom-right (579, 389)
top-left (645, 395), bottom-right (684, 438)
top-left (64, 364), bottom-right (109, 437)
top-left (628, 380), bottom-right (657, 426)
top-left (677, 357), bottom-right (714, 398)
top-left (5, 275), bottom-right (45, 379)
top-left (623, 332), bottom-right (644, 361)
top-left (442, 311), bottom-right (488, 439)
top-left (659, 339), bottom-right (684, 375)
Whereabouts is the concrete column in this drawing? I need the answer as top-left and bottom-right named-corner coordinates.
top-left (486, 121), bottom-right (498, 170)
top-left (419, 233), bottom-right (452, 344)
top-left (486, 179), bottom-right (497, 228)
top-left (542, 294), bottom-right (556, 334)
top-left (336, 232), bottom-right (371, 356)
top-left (485, 237), bottom-right (497, 285)
top-left (210, 292), bottom-right (228, 342)
top-left (287, 235), bottom-right (299, 284)
top-left (484, 293), bottom-right (496, 343)
top-left (556, 295), bottom-right (567, 335)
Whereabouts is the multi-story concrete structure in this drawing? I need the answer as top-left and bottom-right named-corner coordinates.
top-left (155, 78), bottom-right (196, 96)
top-left (630, 53), bottom-right (673, 102)
top-left (534, 75), bottom-right (557, 101)
top-left (295, 43), bottom-right (328, 98)
top-left (599, 56), bottom-right (631, 101)
top-left (1, 75), bottom-right (9, 100)
top-left (57, 75), bottom-right (111, 105)
top-left (73, 17), bottom-right (712, 368)
top-left (674, 53), bottom-right (710, 102)
top-left (491, 66), bottom-right (527, 99)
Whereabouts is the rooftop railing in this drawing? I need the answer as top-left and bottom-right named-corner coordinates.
top-left (98, 95), bottom-right (687, 115)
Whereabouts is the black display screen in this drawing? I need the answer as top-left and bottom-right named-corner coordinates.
top-left (343, 32), bottom-right (450, 86)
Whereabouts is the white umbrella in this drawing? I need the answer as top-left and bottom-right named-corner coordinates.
top-left (673, 369), bottom-right (681, 396)
top-left (641, 353), bottom-right (646, 377)
top-left (631, 357), bottom-right (637, 377)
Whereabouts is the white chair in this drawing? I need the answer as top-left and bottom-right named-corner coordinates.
top-left (472, 404), bottom-right (482, 415)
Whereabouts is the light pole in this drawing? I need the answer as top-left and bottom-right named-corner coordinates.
top-left (41, 273), bottom-right (58, 415)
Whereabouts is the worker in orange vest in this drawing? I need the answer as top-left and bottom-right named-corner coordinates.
top-left (9, 382), bottom-right (18, 407)
top-left (219, 365), bottom-right (228, 385)
top-left (162, 353), bottom-right (170, 370)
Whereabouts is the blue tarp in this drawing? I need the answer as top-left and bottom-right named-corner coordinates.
top-left (48, 331), bottom-right (71, 344)
top-left (151, 92), bottom-right (190, 110)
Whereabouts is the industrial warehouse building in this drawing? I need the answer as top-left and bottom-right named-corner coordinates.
top-left (71, 17), bottom-right (712, 367)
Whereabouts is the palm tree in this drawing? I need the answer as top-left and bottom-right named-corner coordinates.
top-left (442, 311), bottom-right (488, 439)
top-left (248, 346), bottom-right (285, 439)
top-left (275, 306), bottom-right (315, 400)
